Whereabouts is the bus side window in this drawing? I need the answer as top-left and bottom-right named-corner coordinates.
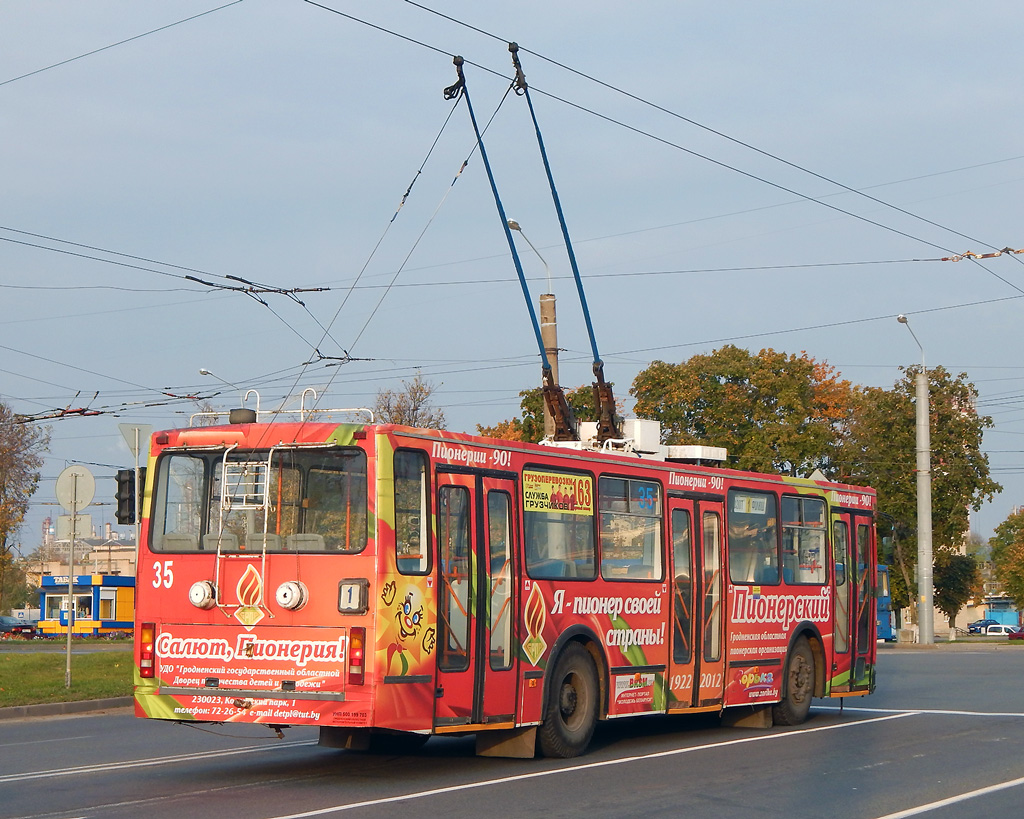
top-left (394, 449), bottom-right (430, 574)
top-left (523, 469), bottom-right (596, 580)
top-left (727, 489), bottom-right (779, 584)
top-left (599, 476), bottom-right (663, 581)
top-left (304, 455), bottom-right (367, 553)
top-left (781, 495), bottom-right (826, 585)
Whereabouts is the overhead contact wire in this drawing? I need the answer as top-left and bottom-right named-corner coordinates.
top-left (343, 79), bottom-right (516, 358)
top-left (0, 1), bottom-right (246, 88)
top-left (401, 0), bottom-right (1008, 254)
top-left (287, 82), bottom-right (467, 423)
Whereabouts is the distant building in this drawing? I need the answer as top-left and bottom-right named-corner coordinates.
top-left (25, 537), bottom-right (136, 590)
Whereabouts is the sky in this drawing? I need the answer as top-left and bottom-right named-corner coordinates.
top-left (3, 1), bottom-right (1024, 554)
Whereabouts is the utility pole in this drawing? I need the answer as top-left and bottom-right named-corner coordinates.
top-left (55, 465), bottom-right (95, 687)
top-left (509, 219), bottom-right (562, 438)
top-left (539, 293), bottom-right (559, 438)
top-left (897, 315), bottom-right (933, 644)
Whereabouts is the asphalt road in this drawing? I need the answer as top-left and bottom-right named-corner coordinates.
top-left (3, 644), bottom-right (1023, 819)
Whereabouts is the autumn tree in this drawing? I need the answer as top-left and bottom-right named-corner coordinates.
top-left (0, 554), bottom-right (31, 614)
top-left (990, 508), bottom-right (1024, 609)
top-left (933, 551), bottom-right (980, 628)
top-left (374, 373), bottom-right (446, 429)
top-left (476, 385), bottom-right (611, 443)
top-left (0, 403), bottom-right (50, 612)
top-left (839, 367), bottom-right (1000, 611)
top-left (630, 345), bottom-right (854, 476)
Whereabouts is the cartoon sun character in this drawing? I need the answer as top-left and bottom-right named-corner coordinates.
top-left (397, 593), bottom-right (424, 640)
top-left (386, 590), bottom-right (425, 676)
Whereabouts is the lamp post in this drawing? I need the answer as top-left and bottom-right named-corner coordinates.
top-left (897, 314), bottom-right (933, 644)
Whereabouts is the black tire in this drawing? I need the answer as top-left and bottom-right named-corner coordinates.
top-left (538, 642), bottom-right (599, 758)
top-left (772, 636), bottom-right (815, 725)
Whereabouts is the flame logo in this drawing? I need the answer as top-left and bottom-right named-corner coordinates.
top-left (237, 564), bottom-right (262, 606)
top-left (522, 583), bottom-right (547, 666)
top-left (234, 564), bottom-right (265, 628)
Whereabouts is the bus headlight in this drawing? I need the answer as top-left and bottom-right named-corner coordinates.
top-left (276, 581), bottom-right (308, 611)
top-left (188, 580), bottom-right (217, 610)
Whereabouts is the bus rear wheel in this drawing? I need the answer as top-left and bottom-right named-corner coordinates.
top-left (538, 643), bottom-right (599, 758)
top-left (772, 636), bottom-right (814, 725)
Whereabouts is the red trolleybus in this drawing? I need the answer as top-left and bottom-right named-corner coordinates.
top-left (134, 413), bottom-right (876, 757)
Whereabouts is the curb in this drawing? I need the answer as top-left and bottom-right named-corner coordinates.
top-left (0, 697), bottom-right (133, 721)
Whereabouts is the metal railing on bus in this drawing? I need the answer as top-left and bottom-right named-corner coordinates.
top-left (189, 400), bottom-right (375, 427)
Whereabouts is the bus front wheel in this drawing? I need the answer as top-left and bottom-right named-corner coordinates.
top-left (772, 636), bottom-right (814, 725)
top-left (538, 643), bottom-right (599, 758)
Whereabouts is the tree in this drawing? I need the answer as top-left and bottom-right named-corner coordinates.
top-left (0, 552), bottom-right (31, 614)
top-left (932, 550), bottom-right (980, 628)
top-left (630, 345), bottom-right (854, 476)
top-left (991, 508), bottom-right (1024, 609)
top-left (190, 398), bottom-right (221, 427)
top-left (0, 403), bottom-right (50, 612)
top-left (839, 366), bottom-right (1000, 612)
top-left (374, 374), bottom-right (446, 429)
top-left (476, 385), bottom-right (611, 443)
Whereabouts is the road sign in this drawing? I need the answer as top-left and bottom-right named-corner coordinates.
top-left (57, 514), bottom-right (92, 541)
top-left (118, 423), bottom-right (153, 459)
top-left (55, 465), bottom-right (95, 513)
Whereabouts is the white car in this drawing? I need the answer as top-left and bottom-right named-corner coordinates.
top-left (984, 624), bottom-right (1019, 635)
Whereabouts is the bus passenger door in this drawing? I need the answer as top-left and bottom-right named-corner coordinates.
top-left (434, 470), bottom-right (518, 728)
top-left (832, 512), bottom-right (875, 693)
top-left (667, 497), bottom-right (726, 710)
top-left (850, 515), bottom-right (876, 692)
top-left (831, 515), bottom-right (852, 690)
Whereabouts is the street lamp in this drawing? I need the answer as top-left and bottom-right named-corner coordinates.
top-left (897, 314), bottom-right (934, 644)
top-left (507, 219), bottom-right (553, 294)
top-left (199, 368), bottom-right (241, 401)
top-left (508, 219), bottom-right (559, 438)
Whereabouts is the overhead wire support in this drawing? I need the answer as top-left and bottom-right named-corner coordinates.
top-left (509, 43), bottom-right (620, 442)
top-left (941, 247), bottom-right (1024, 262)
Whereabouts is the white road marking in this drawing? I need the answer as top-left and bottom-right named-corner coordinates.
top-left (4, 734), bottom-right (95, 747)
top-left (818, 705), bottom-right (1024, 718)
top-left (0, 739), bottom-right (314, 783)
top-left (8, 705), bottom-right (1011, 815)
top-left (872, 774), bottom-right (1024, 818)
top-left (259, 713), bottom-right (915, 818)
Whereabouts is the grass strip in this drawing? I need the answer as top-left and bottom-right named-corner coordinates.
top-left (0, 650), bottom-right (132, 707)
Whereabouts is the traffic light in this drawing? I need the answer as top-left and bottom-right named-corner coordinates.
top-left (115, 468), bottom-right (139, 524)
